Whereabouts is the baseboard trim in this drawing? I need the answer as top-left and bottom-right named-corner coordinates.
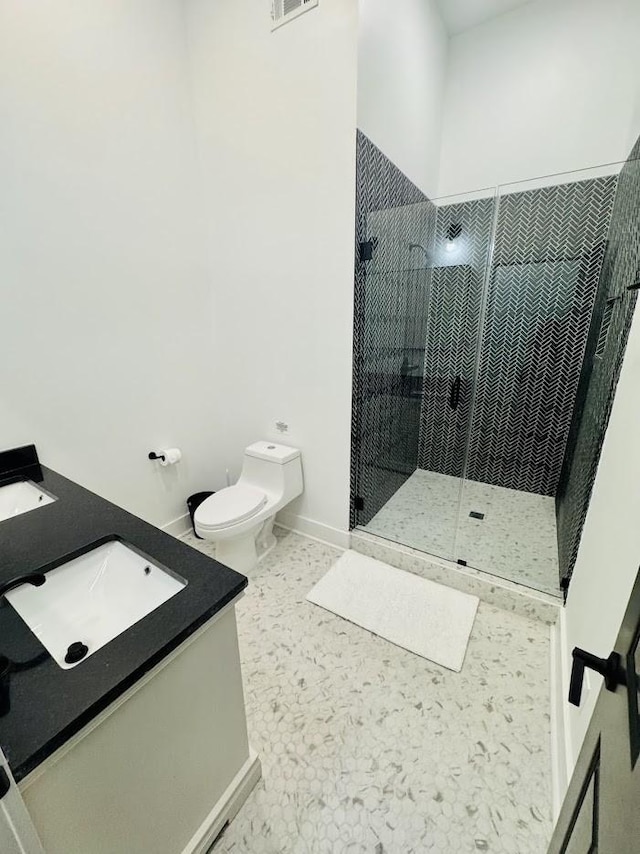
top-left (161, 512), bottom-right (192, 538)
top-left (559, 607), bottom-right (575, 780)
top-left (165, 509), bottom-right (350, 550)
top-left (181, 749), bottom-right (261, 854)
top-left (276, 511), bottom-right (351, 550)
top-left (550, 617), bottom-right (567, 819)
top-left (550, 607), bottom-right (575, 820)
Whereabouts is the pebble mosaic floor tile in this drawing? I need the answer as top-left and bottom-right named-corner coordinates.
top-left (182, 528), bottom-right (553, 853)
top-left (364, 470), bottom-right (561, 597)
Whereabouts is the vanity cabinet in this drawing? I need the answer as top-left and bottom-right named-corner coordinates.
top-left (15, 601), bottom-right (259, 854)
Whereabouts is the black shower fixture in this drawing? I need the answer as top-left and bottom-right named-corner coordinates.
top-left (447, 222), bottom-right (463, 241)
top-left (445, 222), bottom-right (463, 252)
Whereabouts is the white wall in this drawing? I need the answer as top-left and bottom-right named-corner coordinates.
top-left (357, 0), bottom-right (448, 198)
top-left (562, 303), bottom-right (640, 764)
top-left (184, 0), bottom-right (358, 540)
top-left (0, 0), bottom-right (216, 528)
top-left (438, 0), bottom-right (640, 197)
top-left (630, 73), bottom-right (640, 151)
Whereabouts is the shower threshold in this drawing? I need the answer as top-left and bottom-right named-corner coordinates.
top-left (361, 469), bottom-right (561, 598)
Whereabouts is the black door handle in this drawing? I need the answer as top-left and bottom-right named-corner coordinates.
top-left (449, 375), bottom-right (461, 411)
top-left (569, 647), bottom-right (627, 706)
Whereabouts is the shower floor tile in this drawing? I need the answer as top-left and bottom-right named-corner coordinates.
top-left (182, 528), bottom-right (552, 854)
top-left (364, 469), bottom-right (561, 597)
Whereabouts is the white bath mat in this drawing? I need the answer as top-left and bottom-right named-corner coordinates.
top-left (306, 550), bottom-right (479, 672)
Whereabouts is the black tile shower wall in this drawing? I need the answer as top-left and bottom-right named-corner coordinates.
top-left (467, 177), bottom-right (617, 494)
top-left (557, 138), bottom-right (640, 585)
top-left (418, 177), bottom-right (617, 496)
top-left (350, 131), bottom-right (435, 527)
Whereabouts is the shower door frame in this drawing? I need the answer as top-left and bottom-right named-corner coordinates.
top-left (448, 190), bottom-right (502, 562)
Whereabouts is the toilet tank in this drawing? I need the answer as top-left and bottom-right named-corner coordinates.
top-left (239, 442), bottom-right (303, 502)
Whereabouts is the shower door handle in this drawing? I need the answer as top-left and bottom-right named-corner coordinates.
top-left (449, 375), bottom-right (461, 411)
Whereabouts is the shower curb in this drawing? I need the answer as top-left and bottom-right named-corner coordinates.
top-left (351, 530), bottom-right (561, 626)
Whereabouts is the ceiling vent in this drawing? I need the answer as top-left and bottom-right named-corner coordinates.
top-left (271, 0), bottom-right (319, 31)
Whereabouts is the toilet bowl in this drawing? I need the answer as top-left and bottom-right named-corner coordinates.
top-left (194, 441), bottom-right (303, 573)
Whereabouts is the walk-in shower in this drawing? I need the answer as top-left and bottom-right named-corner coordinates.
top-left (350, 131), bottom-right (640, 597)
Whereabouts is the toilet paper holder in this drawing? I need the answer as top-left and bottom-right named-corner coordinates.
top-left (148, 448), bottom-right (182, 466)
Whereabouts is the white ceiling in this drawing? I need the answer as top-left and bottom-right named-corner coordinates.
top-left (434, 0), bottom-right (536, 35)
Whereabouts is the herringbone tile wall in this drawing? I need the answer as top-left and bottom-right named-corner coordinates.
top-left (465, 177), bottom-right (617, 495)
top-left (556, 139), bottom-right (640, 584)
top-left (416, 178), bottom-right (617, 498)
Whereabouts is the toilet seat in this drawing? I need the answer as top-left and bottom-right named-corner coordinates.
top-left (195, 484), bottom-right (267, 531)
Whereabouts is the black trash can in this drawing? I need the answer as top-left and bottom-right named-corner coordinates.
top-left (187, 491), bottom-right (214, 539)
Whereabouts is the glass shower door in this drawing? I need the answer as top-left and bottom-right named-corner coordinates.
top-left (352, 199), bottom-right (435, 536)
top-left (415, 189), bottom-right (498, 560)
top-left (454, 168), bottom-right (619, 596)
top-left (354, 188), bottom-right (498, 564)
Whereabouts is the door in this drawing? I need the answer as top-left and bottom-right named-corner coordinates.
top-left (0, 749), bottom-right (45, 854)
top-left (416, 190), bottom-right (497, 562)
top-left (548, 567), bottom-right (640, 853)
top-left (352, 199), bottom-right (434, 529)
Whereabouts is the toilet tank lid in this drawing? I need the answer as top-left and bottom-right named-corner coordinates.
top-left (245, 441), bottom-right (300, 464)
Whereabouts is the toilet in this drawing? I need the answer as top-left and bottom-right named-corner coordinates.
top-left (194, 441), bottom-right (303, 573)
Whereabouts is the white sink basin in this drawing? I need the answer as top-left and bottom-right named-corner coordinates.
top-left (0, 480), bottom-right (56, 522)
top-left (6, 541), bottom-right (187, 669)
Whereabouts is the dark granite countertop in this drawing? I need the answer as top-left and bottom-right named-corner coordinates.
top-left (0, 452), bottom-right (246, 782)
